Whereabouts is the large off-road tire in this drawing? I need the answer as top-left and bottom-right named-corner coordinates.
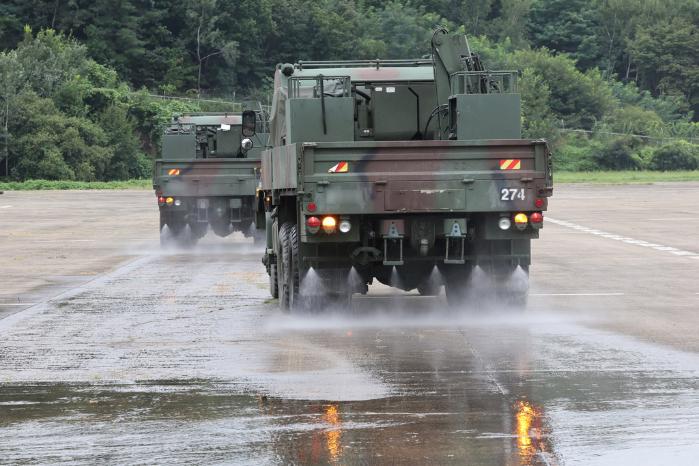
top-left (288, 224), bottom-right (302, 310)
top-left (269, 263), bottom-right (279, 299)
top-left (211, 220), bottom-right (232, 238)
top-left (278, 223), bottom-right (291, 312)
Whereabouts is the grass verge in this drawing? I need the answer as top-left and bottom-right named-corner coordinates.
top-left (2, 171), bottom-right (698, 190)
top-left (555, 171), bottom-right (699, 183)
top-left (0, 179), bottom-right (152, 190)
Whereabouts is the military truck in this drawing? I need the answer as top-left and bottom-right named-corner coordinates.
top-left (153, 110), bottom-right (269, 246)
top-left (260, 29), bottom-right (553, 310)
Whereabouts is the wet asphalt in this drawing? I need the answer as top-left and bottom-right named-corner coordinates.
top-left (1, 185), bottom-right (699, 465)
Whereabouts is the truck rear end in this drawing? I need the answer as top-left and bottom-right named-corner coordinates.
top-left (264, 139), bottom-right (551, 307)
top-left (261, 30), bottom-right (553, 310)
top-left (154, 157), bottom-right (261, 239)
top-left (153, 111), bottom-right (268, 246)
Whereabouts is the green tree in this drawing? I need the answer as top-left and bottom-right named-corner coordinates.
top-left (511, 49), bottom-right (615, 129)
top-left (527, 0), bottom-right (602, 70)
top-left (628, 16), bottom-right (699, 117)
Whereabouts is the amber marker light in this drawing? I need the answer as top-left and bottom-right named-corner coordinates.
top-left (514, 213), bottom-right (528, 230)
top-left (165, 197), bottom-right (174, 206)
top-left (321, 216), bottom-right (337, 234)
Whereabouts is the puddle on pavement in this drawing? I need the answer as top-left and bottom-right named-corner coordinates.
top-left (2, 251), bottom-right (699, 464)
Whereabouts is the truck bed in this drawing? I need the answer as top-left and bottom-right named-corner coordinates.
top-left (154, 158), bottom-right (260, 198)
top-left (261, 140), bottom-right (552, 214)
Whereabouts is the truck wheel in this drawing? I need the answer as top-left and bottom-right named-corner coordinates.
top-left (211, 221), bottom-right (232, 238)
top-left (288, 224), bottom-right (302, 311)
top-left (278, 223), bottom-right (291, 312)
top-left (269, 263), bottom-right (279, 299)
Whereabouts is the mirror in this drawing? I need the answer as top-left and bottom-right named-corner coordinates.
top-left (242, 110), bottom-right (256, 137)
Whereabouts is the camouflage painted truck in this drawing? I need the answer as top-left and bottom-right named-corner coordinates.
top-left (260, 29), bottom-right (553, 311)
top-left (153, 110), bottom-right (268, 246)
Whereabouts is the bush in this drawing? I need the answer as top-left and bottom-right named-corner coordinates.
top-left (554, 140), bottom-right (603, 171)
top-left (648, 141), bottom-right (699, 171)
top-left (593, 137), bottom-right (643, 170)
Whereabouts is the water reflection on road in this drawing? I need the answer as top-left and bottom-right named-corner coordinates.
top-left (1, 248), bottom-right (699, 464)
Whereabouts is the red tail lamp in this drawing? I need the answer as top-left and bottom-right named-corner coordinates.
top-left (307, 202), bottom-right (317, 213)
top-left (306, 216), bottom-right (321, 234)
top-left (534, 198), bottom-right (545, 208)
top-left (530, 212), bottom-right (543, 228)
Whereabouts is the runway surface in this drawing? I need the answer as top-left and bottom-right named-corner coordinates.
top-left (1, 184), bottom-right (697, 464)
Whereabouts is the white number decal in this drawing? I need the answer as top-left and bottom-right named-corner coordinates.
top-left (500, 188), bottom-right (525, 201)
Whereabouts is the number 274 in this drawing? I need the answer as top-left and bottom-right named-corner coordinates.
top-left (501, 188), bottom-right (525, 201)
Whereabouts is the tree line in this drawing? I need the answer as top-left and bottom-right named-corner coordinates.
top-left (1, 0), bottom-right (698, 180)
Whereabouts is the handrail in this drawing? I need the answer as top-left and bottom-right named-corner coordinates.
top-left (296, 59), bottom-right (433, 70)
top-left (450, 70), bottom-right (519, 95)
top-left (288, 75), bottom-right (352, 99)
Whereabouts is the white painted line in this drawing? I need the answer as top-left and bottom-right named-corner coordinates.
top-left (547, 217), bottom-right (699, 259)
top-left (0, 205), bottom-right (11, 209)
top-left (530, 293), bottom-right (624, 297)
top-left (32, 239), bottom-right (97, 243)
top-left (0, 303), bottom-right (38, 306)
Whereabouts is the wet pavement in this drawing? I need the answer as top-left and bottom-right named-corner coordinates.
top-left (1, 186), bottom-right (699, 464)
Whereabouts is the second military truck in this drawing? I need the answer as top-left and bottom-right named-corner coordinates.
top-left (261, 30), bottom-right (553, 310)
top-left (153, 110), bottom-right (268, 246)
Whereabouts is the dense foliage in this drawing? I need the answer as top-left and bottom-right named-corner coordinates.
top-left (1, 0), bottom-right (698, 180)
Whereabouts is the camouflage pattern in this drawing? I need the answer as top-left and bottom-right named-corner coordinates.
top-left (153, 111), bottom-right (269, 244)
top-left (261, 30), bottom-right (553, 310)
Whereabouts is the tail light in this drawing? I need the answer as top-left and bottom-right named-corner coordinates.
top-left (513, 213), bottom-right (528, 230)
top-left (158, 196), bottom-right (165, 206)
top-left (306, 216), bottom-right (321, 234)
top-left (321, 216), bottom-right (337, 234)
top-left (530, 212), bottom-right (543, 228)
top-left (306, 202), bottom-right (317, 213)
top-left (165, 197), bottom-right (174, 206)
top-left (535, 198), bottom-right (544, 209)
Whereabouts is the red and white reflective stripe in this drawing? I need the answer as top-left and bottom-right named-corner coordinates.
top-left (328, 161), bottom-right (349, 173)
top-left (499, 159), bottom-right (521, 170)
